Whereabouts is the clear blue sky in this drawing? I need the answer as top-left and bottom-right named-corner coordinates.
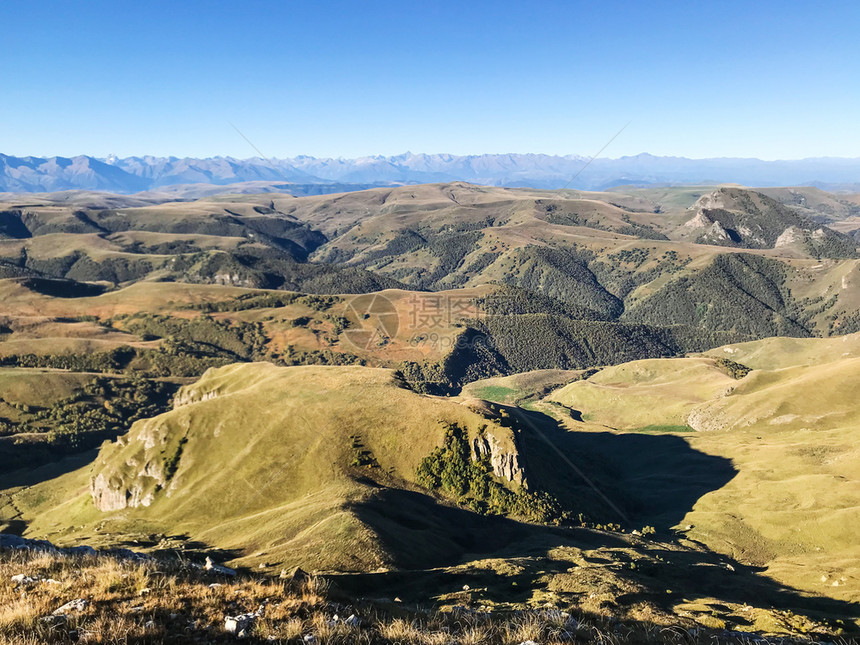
top-left (3, 1), bottom-right (859, 160)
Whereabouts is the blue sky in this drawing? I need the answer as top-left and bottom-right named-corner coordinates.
top-left (2, 1), bottom-right (859, 160)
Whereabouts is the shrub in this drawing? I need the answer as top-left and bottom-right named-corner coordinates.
top-left (714, 357), bottom-right (752, 379)
top-left (416, 423), bottom-right (569, 524)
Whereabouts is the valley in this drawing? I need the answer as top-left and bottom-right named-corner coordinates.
top-left (1, 181), bottom-right (860, 641)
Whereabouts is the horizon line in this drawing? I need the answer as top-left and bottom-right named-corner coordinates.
top-left (3, 151), bottom-right (860, 164)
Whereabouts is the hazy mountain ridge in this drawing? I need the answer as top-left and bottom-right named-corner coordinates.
top-left (3, 152), bottom-right (860, 193)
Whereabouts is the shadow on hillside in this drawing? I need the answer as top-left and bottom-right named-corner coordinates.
top-left (349, 405), bottom-right (738, 571)
top-left (22, 277), bottom-right (109, 298)
top-left (346, 408), bottom-right (859, 627)
top-left (0, 448), bottom-right (100, 538)
top-left (0, 519), bottom-right (27, 535)
top-left (509, 406), bottom-right (739, 528)
top-left (350, 487), bottom-right (629, 572)
top-left (346, 490), bottom-right (860, 629)
top-left (0, 444), bottom-right (98, 490)
top-left (332, 522), bottom-right (860, 628)
top-left (148, 535), bottom-right (245, 565)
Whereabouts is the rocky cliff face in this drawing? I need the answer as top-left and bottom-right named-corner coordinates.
top-left (471, 432), bottom-right (527, 487)
top-left (172, 386), bottom-right (219, 409)
top-left (90, 470), bottom-right (161, 511)
top-left (89, 416), bottom-right (183, 512)
top-left (681, 188), bottom-right (857, 258)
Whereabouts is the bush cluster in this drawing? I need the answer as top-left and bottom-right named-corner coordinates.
top-left (3, 376), bottom-right (176, 448)
top-left (416, 423), bottom-right (569, 524)
top-left (714, 357), bottom-right (752, 379)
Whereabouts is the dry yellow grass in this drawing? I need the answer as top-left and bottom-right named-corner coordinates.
top-left (5, 549), bottom-right (842, 644)
top-left (701, 330), bottom-right (860, 370)
top-left (0, 549), bottom-right (330, 644)
top-left (548, 357), bottom-right (735, 429)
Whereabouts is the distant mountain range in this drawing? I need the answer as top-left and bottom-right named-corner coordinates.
top-left (2, 152), bottom-right (860, 194)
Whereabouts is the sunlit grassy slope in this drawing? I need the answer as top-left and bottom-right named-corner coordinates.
top-left (459, 368), bottom-right (584, 405)
top-left (701, 331), bottom-right (860, 369)
top-left (547, 357), bottom-right (736, 429)
top-left (12, 363), bottom-right (523, 573)
top-left (548, 333), bottom-right (860, 604)
top-left (5, 357), bottom-right (860, 633)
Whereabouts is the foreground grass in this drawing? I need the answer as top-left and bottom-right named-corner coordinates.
top-left (1, 549), bottom-right (856, 644)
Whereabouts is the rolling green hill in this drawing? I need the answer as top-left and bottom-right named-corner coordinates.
top-left (3, 183), bottom-right (860, 636)
top-left (2, 357), bottom-right (858, 634)
top-left (547, 333), bottom-right (860, 607)
top-left (10, 363), bottom-right (530, 571)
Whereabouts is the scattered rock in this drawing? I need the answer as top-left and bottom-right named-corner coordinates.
top-left (11, 573), bottom-right (40, 584)
top-left (108, 548), bottom-right (152, 562)
top-left (225, 605), bottom-right (267, 639)
top-left (330, 614), bottom-right (360, 627)
top-left (39, 614), bottom-right (68, 628)
top-left (723, 630), bottom-right (763, 642)
top-left (0, 534), bottom-right (56, 552)
top-left (67, 545), bottom-right (97, 556)
top-left (1, 533), bottom-right (151, 562)
top-left (53, 598), bottom-right (89, 615)
top-left (205, 556), bottom-right (236, 577)
top-left (225, 613), bottom-right (257, 637)
top-left (280, 566), bottom-right (309, 583)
